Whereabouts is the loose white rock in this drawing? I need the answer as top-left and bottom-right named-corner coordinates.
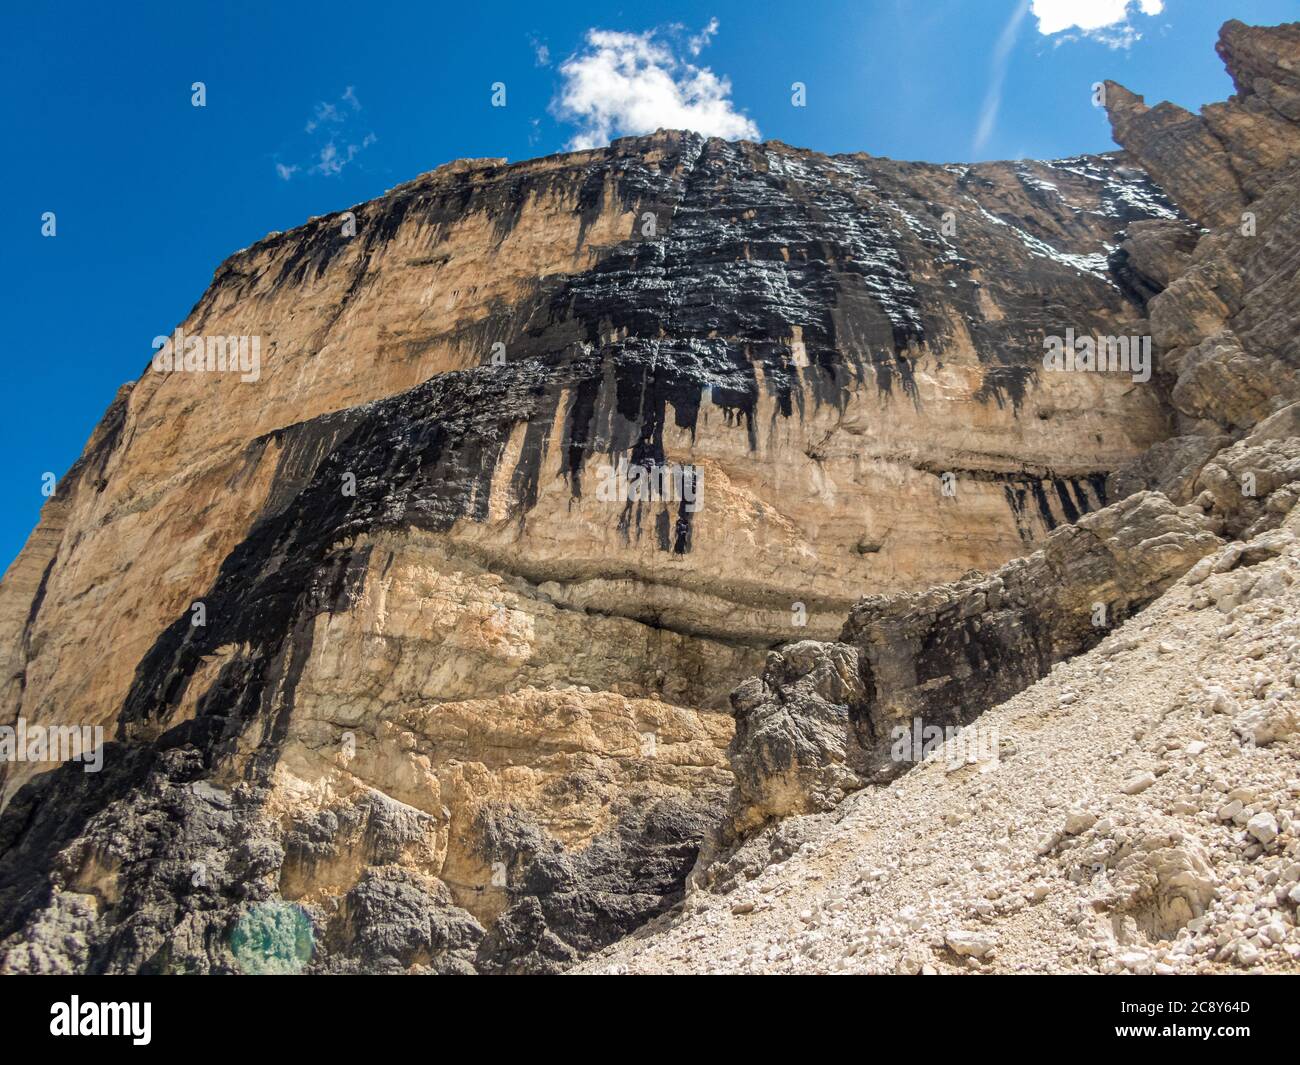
top-left (1123, 772), bottom-right (1157, 795)
top-left (945, 930), bottom-right (997, 958)
top-left (1246, 812), bottom-right (1279, 845)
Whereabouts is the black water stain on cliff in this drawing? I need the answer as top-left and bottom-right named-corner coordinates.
top-left (1053, 478), bottom-right (1081, 524)
top-left (1004, 484), bottom-right (1034, 541)
top-left (975, 364), bottom-right (1035, 412)
top-left (1000, 473), bottom-right (1107, 540)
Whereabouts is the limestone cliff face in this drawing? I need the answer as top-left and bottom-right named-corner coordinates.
top-left (1104, 20), bottom-right (1300, 437)
top-left (720, 492), bottom-right (1223, 840)
top-left (715, 19), bottom-right (1300, 864)
top-left (0, 28), bottom-right (1270, 972)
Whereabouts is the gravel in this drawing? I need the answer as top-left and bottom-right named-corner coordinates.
top-left (575, 514), bottom-right (1300, 975)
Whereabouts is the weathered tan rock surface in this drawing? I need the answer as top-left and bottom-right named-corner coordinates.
top-left (573, 18), bottom-right (1300, 977)
top-left (720, 492), bottom-right (1222, 837)
top-left (1106, 19), bottom-right (1300, 435)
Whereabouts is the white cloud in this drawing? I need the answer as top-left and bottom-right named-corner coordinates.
top-left (277, 88), bottom-right (376, 181)
top-left (687, 17), bottom-right (719, 56)
top-left (973, 0), bottom-right (1032, 156)
top-left (305, 86), bottom-right (362, 133)
top-left (553, 22), bottom-right (758, 151)
top-left (310, 133), bottom-right (377, 177)
top-left (1031, 0), bottom-right (1164, 48)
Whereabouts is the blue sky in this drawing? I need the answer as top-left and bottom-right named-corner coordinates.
top-left (1, 0), bottom-right (1294, 571)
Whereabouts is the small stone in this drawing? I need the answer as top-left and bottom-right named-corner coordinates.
top-left (1207, 690), bottom-right (1237, 715)
top-left (1259, 921), bottom-right (1285, 945)
top-left (1036, 831), bottom-right (1062, 857)
top-left (1217, 800), bottom-right (1244, 821)
top-left (1185, 557), bottom-right (1214, 586)
top-left (945, 930), bottom-right (997, 958)
top-left (1123, 772), bottom-right (1156, 795)
top-left (1212, 545), bottom-right (1243, 573)
top-left (1064, 809), bottom-right (1097, 835)
top-left (730, 900), bottom-right (756, 915)
top-left (1246, 812), bottom-right (1279, 846)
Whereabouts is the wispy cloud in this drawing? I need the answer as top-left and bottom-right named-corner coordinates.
top-left (552, 20), bottom-right (758, 151)
top-left (1031, 0), bottom-right (1165, 49)
top-left (304, 85), bottom-right (361, 133)
top-left (686, 17), bottom-right (719, 57)
top-left (311, 133), bottom-right (377, 177)
top-left (973, 0), bottom-right (1032, 157)
top-left (275, 86), bottom-right (376, 181)
top-left (529, 34), bottom-right (551, 67)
